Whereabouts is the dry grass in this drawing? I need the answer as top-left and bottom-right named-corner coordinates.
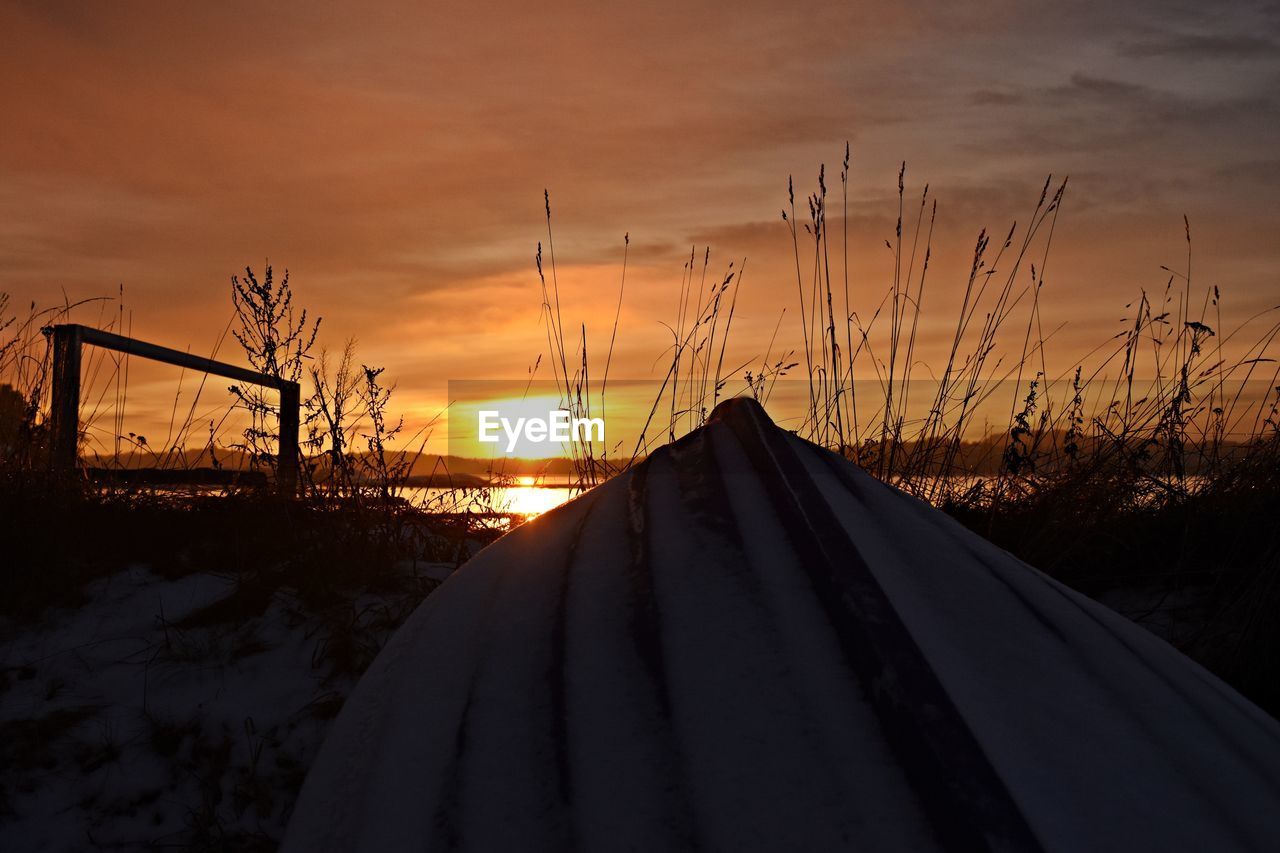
top-left (530, 151), bottom-right (1280, 717)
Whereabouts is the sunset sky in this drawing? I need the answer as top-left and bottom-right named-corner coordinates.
top-left (2, 0), bottom-right (1278, 450)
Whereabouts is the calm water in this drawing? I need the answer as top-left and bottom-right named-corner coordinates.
top-left (403, 477), bottom-right (577, 519)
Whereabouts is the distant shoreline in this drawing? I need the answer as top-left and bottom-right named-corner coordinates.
top-left (83, 465), bottom-right (574, 490)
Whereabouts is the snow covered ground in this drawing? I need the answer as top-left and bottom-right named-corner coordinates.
top-left (0, 561), bottom-right (450, 851)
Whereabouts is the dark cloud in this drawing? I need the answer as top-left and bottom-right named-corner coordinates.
top-left (1119, 33), bottom-right (1279, 59)
top-left (1045, 72), bottom-right (1275, 124)
top-left (960, 70), bottom-right (1278, 168)
top-left (1050, 74), bottom-right (1150, 100)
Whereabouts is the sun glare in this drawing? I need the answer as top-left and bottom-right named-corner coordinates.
top-left (497, 481), bottom-right (572, 518)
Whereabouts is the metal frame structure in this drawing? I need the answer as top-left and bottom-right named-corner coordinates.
top-left (44, 324), bottom-right (300, 495)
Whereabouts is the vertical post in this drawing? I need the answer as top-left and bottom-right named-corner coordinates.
top-left (48, 325), bottom-right (82, 477)
top-left (278, 381), bottom-right (300, 497)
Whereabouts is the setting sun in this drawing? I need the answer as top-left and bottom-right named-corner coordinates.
top-left (493, 477), bottom-right (574, 518)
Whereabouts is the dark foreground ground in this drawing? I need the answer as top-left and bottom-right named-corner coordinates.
top-left (0, 475), bottom-right (1276, 850)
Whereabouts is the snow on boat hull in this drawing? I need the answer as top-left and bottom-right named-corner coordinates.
top-left (284, 398), bottom-right (1280, 852)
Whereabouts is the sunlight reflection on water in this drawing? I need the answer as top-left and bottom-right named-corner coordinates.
top-left (489, 482), bottom-right (576, 517)
top-left (405, 476), bottom-right (576, 521)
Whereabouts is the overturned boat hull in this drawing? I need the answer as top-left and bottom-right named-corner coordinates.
top-left (285, 398), bottom-right (1280, 851)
